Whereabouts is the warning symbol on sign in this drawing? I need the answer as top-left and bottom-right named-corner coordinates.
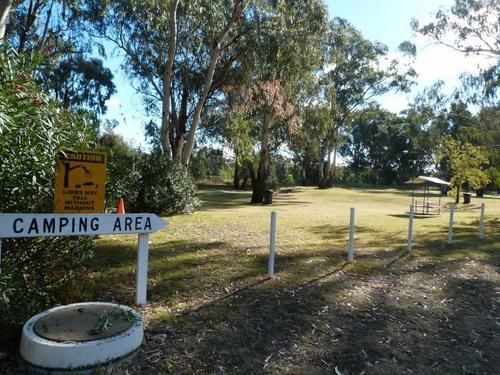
top-left (54, 150), bottom-right (107, 213)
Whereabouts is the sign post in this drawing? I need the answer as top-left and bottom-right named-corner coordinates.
top-left (407, 205), bottom-right (414, 251)
top-left (0, 213), bottom-right (167, 305)
top-left (448, 204), bottom-right (455, 244)
top-left (348, 207), bottom-right (355, 262)
top-left (136, 233), bottom-right (150, 305)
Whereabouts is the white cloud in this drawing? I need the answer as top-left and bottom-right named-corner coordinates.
top-left (413, 37), bottom-right (494, 89)
top-left (377, 92), bottom-right (410, 113)
top-left (105, 96), bottom-right (121, 108)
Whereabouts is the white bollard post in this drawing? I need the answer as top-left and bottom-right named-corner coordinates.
top-left (479, 203), bottom-right (485, 240)
top-left (268, 211), bottom-right (277, 277)
top-left (136, 233), bottom-right (150, 305)
top-left (448, 204), bottom-right (455, 244)
top-left (407, 205), bottom-right (414, 251)
top-left (348, 207), bottom-right (355, 262)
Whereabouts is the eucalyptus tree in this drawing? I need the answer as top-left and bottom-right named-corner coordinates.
top-left (340, 106), bottom-right (432, 185)
top-left (289, 102), bottom-right (329, 185)
top-left (315, 18), bottom-right (416, 188)
top-left (229, 0), bottom-right (328, 203)
top-left (84, 0), bottom-right (250, 165)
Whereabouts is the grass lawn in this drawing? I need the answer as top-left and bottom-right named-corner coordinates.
top-left (78, 187), bottom-right (500, 373)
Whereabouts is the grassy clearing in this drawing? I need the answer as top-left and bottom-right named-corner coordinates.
top-left (23, 186), bottom-right (500, 373)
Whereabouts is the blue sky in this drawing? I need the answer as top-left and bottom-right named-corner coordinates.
top-left (103, 0), bottom-right (491, 146)
top-left (326, 0), bottom-right (452, 50)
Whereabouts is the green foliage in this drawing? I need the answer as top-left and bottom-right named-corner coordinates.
top-left (98, 132), bottom-right (142, 210)
top-left (437, 136), bottom-right (490, 203)
top-left (99, 132), bottom-right (202, 214)
top-left (189, 147), bottom-right (228, 180)
top-left (0, 47), bottom-right (96, 346)
top-left (340, 106), bottom-right (431, 185)
top-left (42, 57), bottom-right (117, 114)
top-left (7, 0), bottom-right (115, 114)
top-left (292, 17), bottom-right (416, 188)
top-left (271, 154), bottom-right (296, 186)
top-left (133, 153), bottom-right (200, 215)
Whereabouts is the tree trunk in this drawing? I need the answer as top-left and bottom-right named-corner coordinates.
top-left (247, 160), bottom-right (256, 191)
top-left (233, 151), bottom-right (241, 189)
top-left (319, 148), bottom-right (334, 189)
top-left (251, 111), bottom-right (271, 203)
top-left (182, 0), bottom-right (246, 166)
top-left (241, 176), bottom-right (249, 190)
top-left (318, 152), bottom-right (325, 182)
top-left (0, 1), bottom-right (12, 39)
top-left (159, 0), bottom-right (179, 159)
top-left (455, 183), bottom-right (461, 204)
top-left (331, 145), bottom-right (338, 179)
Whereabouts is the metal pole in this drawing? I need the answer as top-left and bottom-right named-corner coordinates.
top-left (407, 205), bottom-right (414, 251)
top-left (0, 238), bottom-right (2, 274)
top-left (268, 211), bottom-right (277, 277)
top-left (448, 204), bottom-right (455, 244)
top-left (136, 233), bottom-right (150, 305)
top-left (479, 203), bottom-right (485, 240)
top-left (348, 207), bottom-right (355, 262)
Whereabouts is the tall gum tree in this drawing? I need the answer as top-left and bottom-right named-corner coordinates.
top-left (84, 0), bottom-right (249, 165)
top-left (232, 0), bottom-right (328, 203)
top-left (315, 18), bottom-right (416, 188)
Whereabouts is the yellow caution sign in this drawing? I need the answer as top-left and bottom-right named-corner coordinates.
top-left (54, 150), bottom-right (107, 213)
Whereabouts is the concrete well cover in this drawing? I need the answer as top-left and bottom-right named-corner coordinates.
top-left (33, 304), bottom-right (134, 342)
top-left (20, 302), bottom-right (144, 370)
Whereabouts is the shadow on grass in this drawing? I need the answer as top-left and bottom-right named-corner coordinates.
top-left (388, 213), bottom-right (440, 219)
top-left (86, 240), bottom-right (229, 304)
top-left (198, 189), bottom-right (312, 210)
top-left (79, 219), bottom-right (500, 374)
top-left (198, 189), bottom-right (252, 210)
top-left (338, 185), bottom-right (414, 196)
top-left (310, 224), bottom-right (407, 248)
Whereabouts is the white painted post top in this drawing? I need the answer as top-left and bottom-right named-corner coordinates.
top-left (0, 213), bottom-right (167, 238)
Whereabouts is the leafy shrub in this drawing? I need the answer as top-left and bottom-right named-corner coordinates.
top-left (132, 153), bottom-right (200, 215)
top-left (0, 48), bottom-right (96, 347)
top-left (98, 131), bottom-right (142, 210)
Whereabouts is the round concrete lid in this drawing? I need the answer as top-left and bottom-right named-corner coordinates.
top-left (33, 304), bottom-right (134, 342)
top-left (20, 302), bottom-right (143, 370)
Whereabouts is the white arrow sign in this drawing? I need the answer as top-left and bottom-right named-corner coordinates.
top-left (0, 213), bottom-right (167, 238)
top-left (0, 213), bottom-right (167, 306)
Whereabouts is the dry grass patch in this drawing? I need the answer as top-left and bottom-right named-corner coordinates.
top-left (4, 186), bottom-right (498, 373)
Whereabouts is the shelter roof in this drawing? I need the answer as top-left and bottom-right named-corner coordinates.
top-left (406, 176), bottom-right (450, 186)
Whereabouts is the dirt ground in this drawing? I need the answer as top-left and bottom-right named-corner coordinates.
top-left (108, 248), bottom-right (498, 374)
top-left (4, 248), bottom-right (498, 374)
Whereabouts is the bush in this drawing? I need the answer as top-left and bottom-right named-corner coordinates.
top-left (98, 132), bottom-right (142, 210)
top-left (132, 153), bottom-right (200, 215)
top-left (0, 48), bottom-right (96, 347)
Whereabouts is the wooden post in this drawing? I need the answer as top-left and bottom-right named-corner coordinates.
top-left (479, 203), bottom-right (485, 240)
top-left (348, 207), bottom-right (355, 262)
top-left (448, 204), bottom-right (455, 244)
top-left (136, 233), bottom-right (150, 305)
top-left (407, 205), bottom-right (414, 251)
top-left (268, 211), bottom-right (277, 277)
